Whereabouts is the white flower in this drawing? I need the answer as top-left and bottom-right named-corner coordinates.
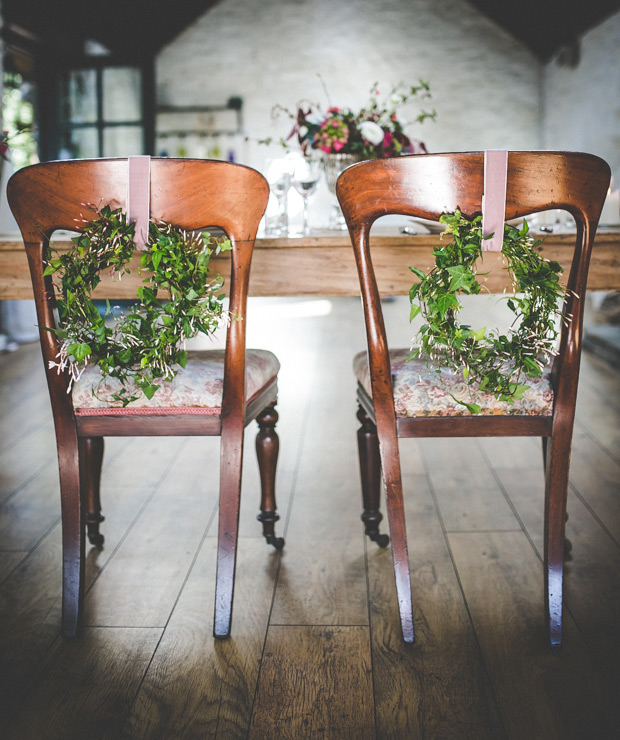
top-left (390, 93), bottom-right (403, 107)
top-left (305, 112), bottom-right (325, 126)
top-left (298, 125), bottom-right (308, 137)
top-left (359, 120), bottom-right (384, 146)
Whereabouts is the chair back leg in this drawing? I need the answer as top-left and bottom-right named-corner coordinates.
top-left (213, 423), bottom-right (245, 638)
top-left (58, 434), bottom-right (85, 638)
top-left (544, 427), bottom-right (572, 646)
top-left (376, 419), bottom-right (415, 643)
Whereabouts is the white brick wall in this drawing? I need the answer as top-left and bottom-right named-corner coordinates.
top-left (543, 10), bottom-right (620, 183)
top-left (156, 0), bottom-right (542, 171)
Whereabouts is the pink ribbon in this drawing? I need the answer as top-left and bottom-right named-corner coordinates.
top-left (481, 149), bottom-right (508, 252)
top-left (127, 155), bottom-right (151, 251)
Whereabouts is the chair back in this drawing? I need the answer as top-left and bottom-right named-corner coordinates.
top-left (7, 157), bottom-right (270, 420)
top-left (337, 151), bottom-right (611, 415)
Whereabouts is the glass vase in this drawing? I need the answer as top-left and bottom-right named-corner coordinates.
top-left (322, 153), bottom-right (363, 230)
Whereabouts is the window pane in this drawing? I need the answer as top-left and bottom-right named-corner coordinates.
top-left (103, 126), bottom-right (143, 156)
top-left (62, 69), bottom-right (98, 124)
top-left (102, 67), bottom-right (142, 122)
top-left (65, 127), bottom-right (99, 158)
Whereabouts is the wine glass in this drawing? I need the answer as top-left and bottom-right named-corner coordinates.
top-left (291, 155), bottom-right (321, 235)
top-left (264, 157), bottom-right (292, 235)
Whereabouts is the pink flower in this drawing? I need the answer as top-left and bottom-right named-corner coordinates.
top-left (333, 140), bottom-right (344, 151)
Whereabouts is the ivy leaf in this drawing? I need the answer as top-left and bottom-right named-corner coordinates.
top-left (67, 342), bottom-right (91, 362)
top-left (139, 381), bottom-right (160, 400)
top-left (448, 392), bottom-right (482, 415)
top-left (434, 292), bottom-right (459, 319)
top-left (446, 265), bottom-right (475, 293)
top-left (409, 266), bottom-right (426, 280)
top-left (409, 303), bottom-right (421, 322)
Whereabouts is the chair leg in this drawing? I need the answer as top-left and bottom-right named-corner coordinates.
top-left (542, 436), bottom-right (572, 560)
top-left (543, 430), bottom-right (571, 647)
top-left (80, 437), bottom-right (105, 547)
top-left (58, 433), bottom-right (85, 638)
top-left (375, 415), bottom-right (414, 644)
top-left (214, 423), bottom-right (245, 639)
top-left (255, 402), bottom-right (284, 550)
top-left (356, 406), bottom-right (389, 547)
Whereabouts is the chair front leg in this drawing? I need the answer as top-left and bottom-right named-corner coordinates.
top-left (80, 437), bottom-right (105, 547)
top-left (256, 402), bottom-right (284, 550)
top-left (357, 405), bottom-right (389, 547)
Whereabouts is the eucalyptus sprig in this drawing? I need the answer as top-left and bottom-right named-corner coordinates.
top-left (44, 205), bottom-right (231, 405)
top-left (408, 210), bottom-right (566, 412)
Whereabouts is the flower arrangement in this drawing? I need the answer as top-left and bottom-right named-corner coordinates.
top-left (408, 211), bottom-right (566, 413)
top-left (266, 80), bottom-right (436, 159)
top-left (0, 131), bottom-right (11, 160)
top-left (0, 125), bottom-right (34, 162)
top-left (44, 205), bottom-right (231, 405)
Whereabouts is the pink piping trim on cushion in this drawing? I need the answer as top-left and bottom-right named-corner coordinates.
top-left (75, 406), bottom-right (221, 416)
top-left (481, 149), bottom-right (508, 252)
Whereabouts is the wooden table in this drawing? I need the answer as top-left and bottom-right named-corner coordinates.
top-left (1, 227), bottom-right (619, 299)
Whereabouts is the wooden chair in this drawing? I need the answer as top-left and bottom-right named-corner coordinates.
top-left (7, 157), bottom-right (284, 639)
top-left (336, 151), bottom-right (611, 645)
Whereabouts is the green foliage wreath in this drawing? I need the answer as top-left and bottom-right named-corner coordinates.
top-left (44, 205), bottom-right (231, 405)
top-left (408, 210), bottom-right (566, 413)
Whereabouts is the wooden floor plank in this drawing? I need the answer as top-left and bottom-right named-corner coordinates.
top-left (248, 625), bottom-right (374, 740)
top-left (575, 384), bottom-right (620, 461)
top-left (568, 429), bottom-right (620, 543)
top-left (0, 462), bottom-right (60, 550)
top-left (0, 342), bottom-right (44, 409)
top-left (0, 425), bottom-right (57, 505)
top-left (0, 550), bottom-right (27, 584)
top-left (123, 538), bottom-right (280, 740)
top-left (368, 452), bottom-right (505, 740)
top-left (3, 627), bottom-right (162, 740)
top-left (420, 438), bottom-right (520, 532)
top-left (0, 297), bottom-right (618, 740)
top-left (494, 465), bottom-right (620, 686)
top-left (268, 339), bottom-right (370, 627)
top-left (0, 388), bottom-right (50, 453)
top-left (0, 526), bottom-right (63, 722)
top-left (85, 438), bottom-right (218, 627)
top-left (449, 531), bottom-right (620, 740)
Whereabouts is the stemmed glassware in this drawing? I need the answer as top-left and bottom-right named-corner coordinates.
top-left (291, 154), bottom-right (321, 235)
top-left (264, 157), bottom-right (293, 235)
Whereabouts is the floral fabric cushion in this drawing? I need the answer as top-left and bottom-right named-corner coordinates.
top-left (353, 348), bottom-right (553, 417)
top-left (73, 349), bottom-right (279, 414)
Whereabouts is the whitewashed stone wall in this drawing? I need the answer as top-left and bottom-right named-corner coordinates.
top-left (543, 10), bottom-right (620, 185)
top-left (156, 0), bottom-right (541, 171)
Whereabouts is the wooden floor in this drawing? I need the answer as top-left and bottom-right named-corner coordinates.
top-left (1, 296), bottom-right (619, 739)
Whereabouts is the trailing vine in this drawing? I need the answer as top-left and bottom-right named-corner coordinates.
top-left (408, 210), bottom-right (567, 413)
top-left (44, 205), bottom-right (231, 405)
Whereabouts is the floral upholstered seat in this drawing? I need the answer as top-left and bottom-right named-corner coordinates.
top-left (353, 348), bottom-right (553, 417)
top-left (73, 349), bottom-right (280, 415)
